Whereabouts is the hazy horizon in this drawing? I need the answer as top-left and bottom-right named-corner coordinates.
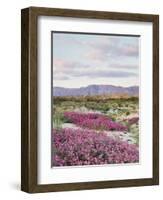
top-left (53, 32), bottom-right (140, 88)
top-left (53, 84), bottom-right (139, 89)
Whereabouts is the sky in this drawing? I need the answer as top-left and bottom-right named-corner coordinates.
top-left (52, 32), bottom-right (140, 88)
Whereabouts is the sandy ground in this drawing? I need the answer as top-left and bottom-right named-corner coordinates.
top-left (118, 113), bottom-right (139, 121)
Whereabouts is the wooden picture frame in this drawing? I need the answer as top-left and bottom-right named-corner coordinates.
top-left (21, 7), bottom-right (159, 193)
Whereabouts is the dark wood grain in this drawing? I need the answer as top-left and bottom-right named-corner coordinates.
top-left (21, 8), bottom-right (29, 192)
top-left (21, 8), bottom-right (38, 193)
top-left (21, 7), bottom-right (159, 193)
top-left (27, 6), bottom-right (157, 21)
top-left (152, 15), bottom-right (159, 185)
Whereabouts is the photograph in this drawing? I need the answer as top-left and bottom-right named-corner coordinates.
top-left (52, 32), bottom-right (140, 167)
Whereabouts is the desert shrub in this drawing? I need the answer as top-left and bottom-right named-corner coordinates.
top-left (128, 117), bottom-right (139, 125)
top-left (53, 113), bottom-right (63, 130)
top-left (52, 128), bottom-right (139, 166)
top-left (126, 111), bottom-right (130, 116)
top-left (53, 112), bottom-right (71, 129)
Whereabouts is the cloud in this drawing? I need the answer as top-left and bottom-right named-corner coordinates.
top-left (71, 70), bottom-right (137, 78)
top-left (108, 63), bottom-right (138, 70)
top-left (116, 45), bottom-right (139, 57)
top-left (53, 68), bottom-right (137, 81)
top-left (53, 58), bottom-right (75, 71)
top-left (53, 33), bottom-right (139, 86)
top-left (53, 58), bottom-right (93, 73)
top-left (86, 49), bottom-right (107, 60)
top-left (53, 57), bottom-right (138, 82)
top-left (85, 37), bottom-right (139, 61)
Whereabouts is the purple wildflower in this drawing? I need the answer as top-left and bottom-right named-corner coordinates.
top-left (64, 112), bottom-right (127, 131)
top-left (52, 128), bottom-right (139, 166)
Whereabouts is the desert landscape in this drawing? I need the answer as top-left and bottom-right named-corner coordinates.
top-left (52, 85), bottom-right (139, 166)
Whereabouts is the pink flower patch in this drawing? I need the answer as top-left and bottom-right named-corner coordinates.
top-left (64, 112), bottom-right (127, 131)
top-left (52, 128), bottom-right (139, 166)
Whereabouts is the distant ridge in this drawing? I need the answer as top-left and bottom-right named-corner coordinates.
top-left (53, 84), bottom-right (139, 97)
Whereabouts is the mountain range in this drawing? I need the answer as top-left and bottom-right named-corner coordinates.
top-left (53, 84), bottom-right (139, 97)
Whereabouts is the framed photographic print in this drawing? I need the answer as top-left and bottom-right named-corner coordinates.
top-left (21, 7), bottom-right (159, 193)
